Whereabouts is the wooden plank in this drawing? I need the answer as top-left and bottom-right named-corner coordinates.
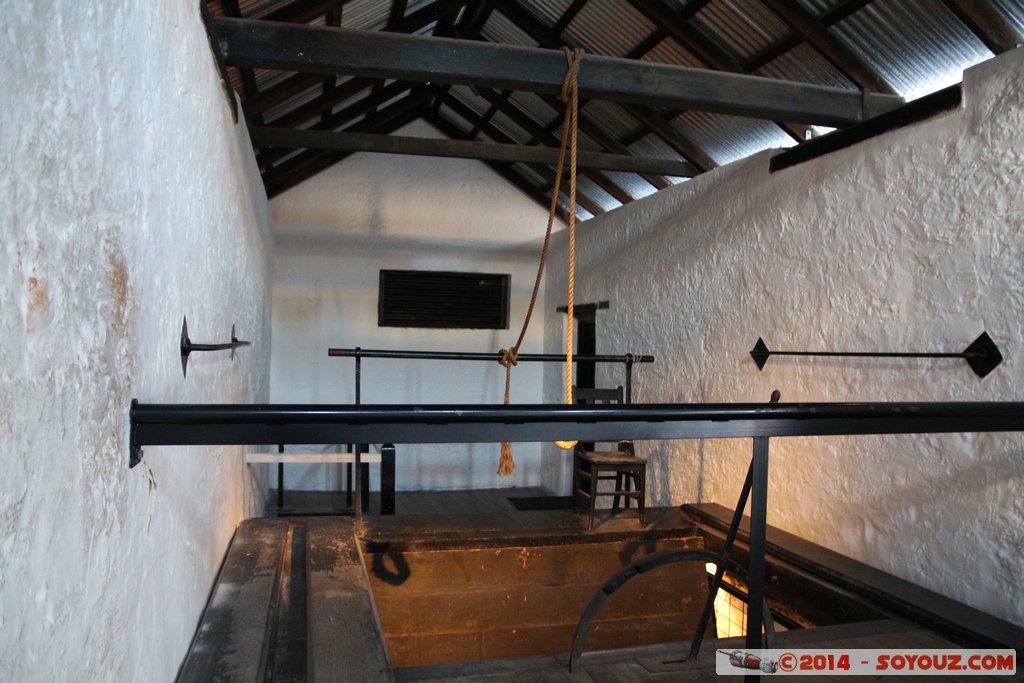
top-left (212, 16), bottom-right (902, 126)
top-left (251, 126), bottom-right (698, 176)
top-left (177, 519), bottom-right (288, 682)
top-left (305, 517), bottom-right (394, 683)
top-left (365, 536), bottom-right (710, 668)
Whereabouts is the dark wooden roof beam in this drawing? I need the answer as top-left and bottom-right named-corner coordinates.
top-left (744, 0), bottom-right (872, 71)
top-left (257, 80), bottom-right (421, 167)
top-left (439, 92), bottom-right (608, 213)
top-left (426, 110), bottom-right (573, 223)
top-left (212, 16), bottom-right (902, 126)
top-left (262, 93), bottom-right (427, 196)
top-left (250, 127), bottom-right (697, 176)
top-left (461, 89), bottom-right (659, 200)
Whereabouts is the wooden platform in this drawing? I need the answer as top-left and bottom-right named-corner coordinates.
top-left (179, 489), bottom-right (1024, 682)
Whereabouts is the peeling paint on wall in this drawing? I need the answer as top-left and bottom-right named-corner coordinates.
top-left (1, 1), bottom-right (273, 681)
top-left (544, 49), bottom-right (1024, 626)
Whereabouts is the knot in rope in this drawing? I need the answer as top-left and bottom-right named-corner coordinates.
top-left (559, 47), bottom-right (584, 104)
top-left (498, 348), bottom-right (519, 369)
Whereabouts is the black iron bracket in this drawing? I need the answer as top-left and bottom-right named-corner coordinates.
top-left (180, 317), bottom-right (252, 378)
top-left (750, 331), bottom-right (1003, 378)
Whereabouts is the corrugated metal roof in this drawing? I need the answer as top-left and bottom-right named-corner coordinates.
top-left (672, 112), bottom-right (795, 166)
top-left (223, 0), bottom-right (1024, 211)
top-left (341, 0), bottom-right (389, 31)
top-left (754, 43), bottom-right (856, 90)
top-left (830, 0), bottom-right (994, 99)
top-left (642, 36), bottom-right (706, 69)
top-left (482, 10), bottom-right (540, 47)
top-left (562, 0), bottom-right (657, 57)
top-left (992, 0), bottom-right (1024, 33)
top-left (523, 0), bottom-right (576, 29)
top-left (576, 175), bottom-right (623, 212)
top-left (602, 171), bottom-right (660, 200)
top-left (507, 91), bottom-right (559, 129)
top-left (581, 100), bottom-right (644, 141)
top-left (693, 0), bottom-right (790, 63)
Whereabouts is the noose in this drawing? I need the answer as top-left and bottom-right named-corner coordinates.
top-left (497, 47), bottom-right (584, 476)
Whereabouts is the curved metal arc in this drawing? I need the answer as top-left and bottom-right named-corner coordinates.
top-left (568, 548), bottom-right (775, 672)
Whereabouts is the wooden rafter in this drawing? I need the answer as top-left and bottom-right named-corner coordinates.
top-left (257, 80), bottom-right (417, 167)
top-left (250, 127), bottom-right (698, 176)
top-left (760, 0), bottom-right (898, 95)
top-left (426, 110), bottom-right (573, 223)
top-left (941, 0), bottom-right (1024, 55)
top-left (262, 88), bottom-right (431, 197)
top-left (456, 89), bottom-right (640, 203)
top-left (625, 0), bottom-right (805, 142)
top-left (211, 16), bottom-right (901, 126)
top-left (438, 92), bottom-right (604, 217)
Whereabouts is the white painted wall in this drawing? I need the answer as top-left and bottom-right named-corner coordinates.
top-left (544, 49), bottom-right (1024, 625)
top-left (1, 2), bottom-right (273, 681)
top-left (271, 119), bottom-right (558, 491)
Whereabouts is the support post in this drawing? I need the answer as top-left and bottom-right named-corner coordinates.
top-left (746, 436), bottom-right (771, 678)
top-left (381, 444), bottom-right (396, 515)
top-left (277, 443), bottom-right (285, 509)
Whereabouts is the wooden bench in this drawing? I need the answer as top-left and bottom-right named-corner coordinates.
top-left (246, 445), bottom-right (396, 515)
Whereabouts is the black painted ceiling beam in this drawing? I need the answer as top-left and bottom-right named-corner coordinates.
top-left (212, 16), bottom-right (902, 126)
top-left (250, 126), bottom-right (698, 176)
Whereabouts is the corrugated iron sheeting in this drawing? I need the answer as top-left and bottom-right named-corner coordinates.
top-left (489, 109), bottom-right (532, 142)
top-left (448, 85), bottom-right (493, 116)
top-left (581, 100), bottom-right (644, 141)
top-left (602, 171), bottom-right (660, 200)
top-left (342, 0), bottom-right (389, 31)
top-left (563, 0), bottom-right (658, 57)
top-left (437, 104), bottom-right (474, 134)
top-left (755, 42), bottom-right (856, 90)
top-left (642, 36), bottom-right (707, 69)
top-left (262, 82), bottom-right (326, 122)
top-left (254, 68), bottom-right (296, 90)
top-left (576, 175), bottom-right (623, 212)
top-left (482, 9), bottom-right (540, 47)
top-left (829, 0), bottom-right (993, 99)
top-left (628, 134), bottom-right (686, 164)
top-left (672, 112), bottom-right (795, 166)
top-left (693, 0), bottom-right (790, 62)
top-left (525, 0), bottom-right (577, 29)
top-left (992, 0), bottom-right (1024, 33)
top-left (507, 91), bottom-right (560, 129)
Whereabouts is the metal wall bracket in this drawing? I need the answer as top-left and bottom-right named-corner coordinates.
top-left (180, 317), bottom-right (252, 378)
top-left (751, 330), bottom-right (1003, 378)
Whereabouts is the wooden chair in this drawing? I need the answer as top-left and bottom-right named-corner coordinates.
top-left (571, 386), bottom-right (646, 530)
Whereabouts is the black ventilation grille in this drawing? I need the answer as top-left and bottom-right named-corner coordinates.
top-left (378, 270), bottom-right (510, 329)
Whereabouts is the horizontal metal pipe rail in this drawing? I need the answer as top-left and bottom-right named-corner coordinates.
top-left (128, 399), bottom-right (1024, 661)
top-left (327, 348), bottom-right (654, 363)
top-left (129, 400), bottom-right (1024, 468)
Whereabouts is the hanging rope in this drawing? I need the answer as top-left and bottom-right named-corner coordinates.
top-left (497, 46), bottom-right (584, 476)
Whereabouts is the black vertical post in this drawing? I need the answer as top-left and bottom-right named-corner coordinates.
top-left (354, 350), bottom-right (362, 520)
top-left (381, 444), bottom-right (396, 515)
top-left (746, 436), bottom-right (770, 680)
top-left (277, 443), bottom-right (285, 509)
top-left (625, 356), bottom-right (634, 404)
